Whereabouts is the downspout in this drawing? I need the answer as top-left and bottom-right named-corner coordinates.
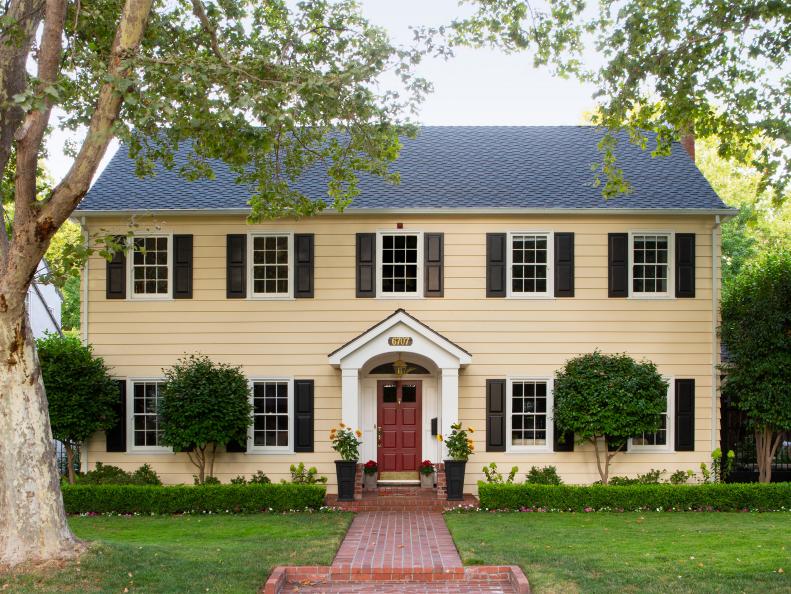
top-left (80, 216), bottom-right (89, 473)
top-left (711, 215), bottom-right (721, 451)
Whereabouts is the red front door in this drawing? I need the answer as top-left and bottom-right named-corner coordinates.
top-left (377, 380), bottom-right (422, 473)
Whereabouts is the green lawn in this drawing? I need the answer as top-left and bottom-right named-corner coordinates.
top-left (2, 513), bottom-right (352, 593)
top-left (446, 512), bottom-right (791, 594)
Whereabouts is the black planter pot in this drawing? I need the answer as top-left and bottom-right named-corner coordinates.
top-left (444, 459), bottom-right (467, 500)
top-left (335, 460), bottom-right (358, 501)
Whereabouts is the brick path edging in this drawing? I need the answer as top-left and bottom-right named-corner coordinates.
top-left (262, 565), bottom-right (530, 593)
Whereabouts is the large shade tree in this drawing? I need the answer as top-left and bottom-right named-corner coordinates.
top-left (0, 0), bottom-right (427, 566)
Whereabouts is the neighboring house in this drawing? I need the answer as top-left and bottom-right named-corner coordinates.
top-left (28, 259), bottom-right (62, 338)
top-left (75, 126), bottom-right (735, 492)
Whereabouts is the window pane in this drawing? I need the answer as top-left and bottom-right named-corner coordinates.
top-left (401, 384), bottom-right (417, 403)
top-left (132, 237), bottom-right (169, 296)
top-left (383, 384), bottom-right (397, 403)
top-left (252, 235), bottom-right (289, 295)
top-left (511, 235), bottom-right (549, 294)
top-left (252, 381), bottom-right (289, 448)
top-left (632, 235), bottom-right (669, 294)
top-left (380, 234), bottom-right (418, 294)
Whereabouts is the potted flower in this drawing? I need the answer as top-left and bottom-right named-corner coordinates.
top-left (419, 460), bottom-right (435, 488)
top-left (438, 423), bottom-right (474, 500)
top-left (330, 424), bottom-right (362, 501)
top-left (363, 460), bottom-right (378, 490)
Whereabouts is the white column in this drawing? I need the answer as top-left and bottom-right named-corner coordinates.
top-left (440, 367), bottom-right (459, 458)
top-left (341, 368), bottom-right (360, 428)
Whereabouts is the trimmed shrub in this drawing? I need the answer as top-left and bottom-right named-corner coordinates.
top-left (525, 466), bottom-right (563, 485)
top-left (78, 462), bottom-right (161, 486)
top-left (62, 483), bottom-right (326, 514)
top-left (478, 482), bottom-right (791, 512)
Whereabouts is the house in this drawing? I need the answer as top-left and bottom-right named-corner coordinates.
top-left (28, 259), bottom-right (63, 338)
top-left (74, 126), bottom-right (734, 492)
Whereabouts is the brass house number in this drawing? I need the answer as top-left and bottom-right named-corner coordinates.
top-left (388, 336), bottom-right (413, 347)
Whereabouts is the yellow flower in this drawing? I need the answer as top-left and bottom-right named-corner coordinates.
top-left (339, 422), bottom-right (346, 428)
top-left (437, 434), bottom-right (443, 442)
top-left (468, 427), bottom-right (475, 433)
top-left (355, 430), bottom-right (362, 438)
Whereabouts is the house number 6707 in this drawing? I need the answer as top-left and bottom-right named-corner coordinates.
top-left (388, 337), bottom-right (413, 346)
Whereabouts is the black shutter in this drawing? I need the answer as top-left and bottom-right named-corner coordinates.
top-left (608, 233), bottom-right (629, 297)
top-left (173, 234), bottom-right (193, 299)
top-left (675, 379), bottom-right (695, 451)
top-left (293, 379), bottom-right (315, 453)
top-left (106, 236), bottom-right (126, 299)
top-left (424, 233), bottom-right (444, 297)
top-left (226, 438), bottom-right (247, 453)
top-left (675, 233), bottom-right (696, 298)
top-left (226, 234), bottom-right (246, 298)
top-left (105, 380), bottom-right (127, 452)
top-left (294, 234), bottom-right (315, 298)
top-left (554, 232), bottom-right (575, 297)
top-left (553, 423), bottom-right (574, 451)
top-left (486, 233), bottom-right (507, 297)
top-left (486, 379), bottom-right (506, 452)
top-left (356, 233), bottom-right (376, 297)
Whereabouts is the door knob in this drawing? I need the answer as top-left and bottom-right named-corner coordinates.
top-left (377, 426), bottom-right (383, 447)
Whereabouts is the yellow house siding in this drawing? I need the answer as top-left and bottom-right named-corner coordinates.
top-left (82, 213), bottom-right (720, 489)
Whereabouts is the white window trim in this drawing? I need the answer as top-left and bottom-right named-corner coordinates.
top-left (628, 230), bottom-right (674, 299)
top-left (627, 377), bottom-right (674, 453)
top-left (376, 229), bottom-right (424, 299)
top-left (127, 233), bottom-right (174, 301)
top-left (126, 377), bottom-right (172, 454)
top-left (247, 377), bottom-right (294, 454)
top-left (506, 376), bottom-right (554, 453)
top-left (248, 232), bottom-right (294, 300)
top-left (506, 231), bottom-right (554, 299)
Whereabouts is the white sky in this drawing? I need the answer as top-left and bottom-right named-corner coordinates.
top-left (44, 0), bottom-right (597, 182)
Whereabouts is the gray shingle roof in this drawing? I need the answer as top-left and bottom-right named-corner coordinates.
top-left (78, 126), bottom-right (729, 213)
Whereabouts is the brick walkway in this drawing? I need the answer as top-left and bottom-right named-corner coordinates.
top-left (264, 511), bottom-right (530, 593)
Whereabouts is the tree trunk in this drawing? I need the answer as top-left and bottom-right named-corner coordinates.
top-left (755, 427), bottom-right (782, 484)
top-left (591, 436), bottom-right (609, 484)
top-left (65, 444), bottom-right (76, 485)
top-left (0, 299), bottom-right (81, 567)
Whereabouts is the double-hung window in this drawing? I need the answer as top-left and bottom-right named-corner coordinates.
top-left (128, 380), bottom-right (168, 451)
top-left (508, 378), bottom-right (553, 451)
top-left (629, 380), bottom-right (673, 452)
top-left (251, 380), bottom-right (292, 451)
top-left (131, 236), bottom-right (170, 298)
top-left (378, 231), bottom-right (422, 297)
top-left (630, 232), bottom-right (673, 297)
top-left (251, 234), bottom-right (292, 298)
top-left (508, 232), bottom-right (552, 297)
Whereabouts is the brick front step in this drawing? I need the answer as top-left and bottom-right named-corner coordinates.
top-left (325, 493), bottom-right (478, 512)
top-left (263, 566), bottom-right (529, 593)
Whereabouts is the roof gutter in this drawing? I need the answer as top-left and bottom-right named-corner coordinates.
top-left (73, 206), bottom-right (739, 219)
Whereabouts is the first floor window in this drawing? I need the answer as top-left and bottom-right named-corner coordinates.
top-left (132, 236), bottom-right (169, 296)
top-left (511, 380), bottom-right (549, 447)
top-left (632, 234), bottom-right (670, 295)
top-left (252, 235), bottom-right (290, 296)
top-left (132, 381), bottom-right (164, 447)
top-left (510, 233), bottom-right (550, 296)
top-left (380, 233), bottom-right (419, 295)
top-left (252, 381), bottom-right (290, 448)
top-left (630, 384), bottom-right (671, 450)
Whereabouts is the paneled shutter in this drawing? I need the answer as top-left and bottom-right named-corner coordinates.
top-left (486, 233), bottom-right (507, 297)
top-left (173, 234), bottom-right (193, 299)
top-left (554, 232), bottom-right (575, 297)
top-left (226, 234), bottom-right (246, 298)
top-left (105, 380), bottom-right (127, 452)
top-left (608, 233), bottom-right (629, 297)
top-left (294, 234), bottom-right (315, 298)
top-left (675, 379), bottom-right (695, 451)
top-left (293, 379), bottom-right (315, 453)
top-left (675, 233), bottom-right (696, 298)
top-left (486, 379), bottom-right (506, 452)
top-left (106, 236), bottom-right (126, 299)
top-left (424, 233), bottom-right (444, 297)
top-left (553, 423), bottom-right (574, 451)
top-left (356, 233), bottom-right (376, 297)
top-left (225, 438), bottom-right (247, 453)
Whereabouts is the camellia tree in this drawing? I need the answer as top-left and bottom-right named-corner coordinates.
top-left (720, 248), bottom-right (791, 482)
top-left (0, 0), bottom-right (427, 566)
top-left (159, 354), bottom-right (252, 484)
top-left (553, 351), bottom-right (668, 484)
top-left (37, 333), bottom-right (118, 484)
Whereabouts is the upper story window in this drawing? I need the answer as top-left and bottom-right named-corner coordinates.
top-left (508, 232), bottom-right (552, 297)
top-left (251, 380), bottom-right (291, 450)
top-left (630, 233), bottom-right (672, 297)
top-left (251, 234), bottom-right (292, 298)
top-left (131, 236), bottom-right (170, 297)
top-left (378, 232), bottom-right (422, 297)
top-left (629, 380), bottom-right (673, 452)
top-left (129, 380), bottom-right (168, 451)
top-left (508, 378), bottom-right (553, 451)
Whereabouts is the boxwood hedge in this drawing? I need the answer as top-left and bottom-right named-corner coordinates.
top-left (62, 483), bottom-right (326, 514)
top-left (478, 482), bottom-right (791, 512)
